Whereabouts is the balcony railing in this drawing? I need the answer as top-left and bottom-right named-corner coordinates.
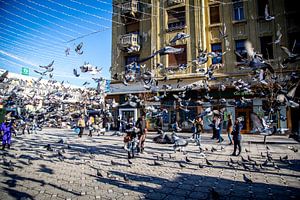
top-left (120, 33), bottom-right (140, 47)
top-left (168, 0), bottom-right (185, 6)
top-left (167, 21), bottom-right (186, 32)
top-left (121, 0), bottom-right (138, 14)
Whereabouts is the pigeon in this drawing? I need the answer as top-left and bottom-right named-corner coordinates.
top-left (264, 4), bottom-right (275, 21)
top-left (169, 32), bottom-right (190, 44)
top-left (219, 23), bottom-right (228, 39)
top-left (243, 174), bottom-right (253, 184)
top-left (248, 155), bottom-right (255, 162)
top-left (154, 160), bottom-right (162, 166)
top-left (242, 163), bottom-right (251, 171)
top-left (241, 156), bottom-right (248, 162)
top-left (111, 160), bottom-right (117, 165)
top-left (272, 162), bottom-right (280, 170)
top-left (128, 159), bottom-right (133, 165)
top-left (280, 45), bottom-right (300, 68)
top-left (57, 139), bottom-right (64, 144)
top-left (96, 169), bottom-right (104, 177)
top-left (185, 156), bottom-right (192, 163)
top-left (123, 174), bottom-right (130, 182)
top-left (34, 70), bottom-right (47, 76)
top-left (269, 24), bottom-right (282, 45)
top-left (75, 42), bottom-right (83, 55)
top-left (179, 162), bottom-right (186, 168)
top-left (65, 47), bottom-right (70, 56)
top-left (73, 69), bottom-right (80, 77)
top-left (198, 163), bottom-right (204, 168)
top-left (39, 60), bottom-right (54, 70)
top-left (245, 148), bottom-right (250, 153)
top-left (230, 158), bottom-right (236, 164)
top-left (205, 158), bottom-right (213, 166)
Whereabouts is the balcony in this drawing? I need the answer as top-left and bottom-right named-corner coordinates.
top-left (120, 33), bottom-right (139, 46)
top-left (119, 33), bottom-right (140, 53)
top-left (121, 0), bottom-right (138, 15)
top-left (168, 0), bottom-right (185, 6)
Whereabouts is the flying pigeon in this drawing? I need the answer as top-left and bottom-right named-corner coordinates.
top-left (265, 4), bottom-right (275, 21)
top-left (39, 60), bottom-right (54, 70)
top-left (73, 69), bottom-right (80, 77)
top-left (169, 32), bottom-right (190, 44)
top-left (75, 42), bottom-right (83, 55)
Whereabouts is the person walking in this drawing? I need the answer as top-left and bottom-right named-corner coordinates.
top-left (216, 115), bottom-right (224, 143)
top-left (194, 116), bottom-right (203, 146)
top-left (136, 115), bottom-right (147, 154)
top-left (77, 115), bottom-right (85, 138)
top-left (88, 115), bottom-right (94, 137)
top-left (231, 117), bottom-right (243, 156)
top-left (227, 114), bottom-right (233, 145)
top-left (1, 118), bottom-right (15, 150)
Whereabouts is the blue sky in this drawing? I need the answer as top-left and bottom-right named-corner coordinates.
top-left (0, 0), bottom-right (113, 86)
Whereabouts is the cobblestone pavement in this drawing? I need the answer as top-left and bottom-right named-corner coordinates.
top-left (0, 129), bottom-right (299, 200)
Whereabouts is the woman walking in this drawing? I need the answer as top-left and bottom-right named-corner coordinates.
top-left (227, 114), bottom-right (233, 145)
top-left (77, 115), bottom-right (85, 138)
top-left (231, 117), bottom-right (243, 156)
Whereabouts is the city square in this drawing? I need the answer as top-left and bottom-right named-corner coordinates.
top-left (0, 129), bottom-right (300, 200)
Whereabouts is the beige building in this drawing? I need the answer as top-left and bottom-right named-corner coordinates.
top-left (109, 0), bottom-right (300, 133)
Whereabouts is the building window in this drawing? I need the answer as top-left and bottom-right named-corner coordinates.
top-left (235, 39), bottom-right (247, 62)
top-left (260, 36), bottom-right (273, 59)
top-left (168, 44), bottom-right (187, 67)
top-left (209, 5), bottom-right (220, 24)
top-left (125, 55), bottom-right (140, 73)
top-left (211, 43), bottom-right (222, 64)
top-left (233, 0), bottom-right (245, 21)
top-left (167, 7), bottom-right (186, 31)
top-left (257, 0), bottom-right (269, 17)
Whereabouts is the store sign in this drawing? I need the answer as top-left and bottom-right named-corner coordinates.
top-left (21, 67), bottom-right (29, 76)
top-left (233, 91), bottom-right (252, 96)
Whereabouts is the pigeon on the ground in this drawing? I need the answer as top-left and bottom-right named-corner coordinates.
top-left (243, 174), bottom-right (253, 184)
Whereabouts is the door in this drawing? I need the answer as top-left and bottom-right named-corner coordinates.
top-left (236, 108), bottom-right (252, 134)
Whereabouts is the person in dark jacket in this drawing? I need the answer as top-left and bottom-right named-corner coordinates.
top-left (136, 115), bottom-right (147, 153)
top-left (231, 118), bottom-right (243, 156)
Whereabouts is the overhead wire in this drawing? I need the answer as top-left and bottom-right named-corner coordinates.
top-left (45, 0), bottom-right (123, 25)
top-left (0, 41), bottom-right (80, 66)
top-left (25, 0), bottom-right (105, 32)
top-left (1, 0), bottom-right (82, 36)
top-left (12, 0), bottom-right (97, 33)
top-left (0, 7), bottom-right (75, 39)
top-left (0, 26), bottom-right (82, 61)
top-left (0, 14), bottom-right (66, 43)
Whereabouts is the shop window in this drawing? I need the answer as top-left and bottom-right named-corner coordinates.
top-left (235, 39), bottom-right (247, 62)
top-left (260, 36), bottom-right (273, 59)
top-left (168, 44), bottom-right (187, 67)
top-left (209, 5), bottom-right (220, 24)
top-left (167, 7), bottom-right (186, 31)
top-left (211, 43), bottom-right (222, 64)
top-left (233, 0), bottom-right (245, 21)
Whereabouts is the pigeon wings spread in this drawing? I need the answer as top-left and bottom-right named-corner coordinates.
top-left (250, 113), bottom-right (274, 135)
